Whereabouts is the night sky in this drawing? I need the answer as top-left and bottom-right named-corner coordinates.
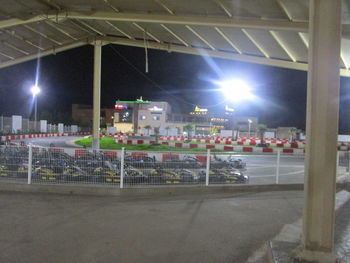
top-left (0, 44), bottom-right (350, 133)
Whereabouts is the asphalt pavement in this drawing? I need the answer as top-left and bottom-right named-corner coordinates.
top-left (0, 190), bottom-right (304, 263)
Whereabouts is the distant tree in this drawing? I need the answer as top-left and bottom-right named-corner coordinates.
top-left (153, 127), bottom-right (160, 144)
top-left (288, 127), bottom-right (297, 142)
top-left (257, 124), bottom-right (268, 145)
top-left (211, 126), bottom-right (218, 135)
top-left (165, 126), bottom-right (170, 136)
top-left (144, 125), bottom-right (152, 135)
top-left (183, 123), bottom-right (194, 136)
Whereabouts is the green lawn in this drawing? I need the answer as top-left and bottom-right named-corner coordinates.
top-left (75, 137), bottom-right (224, 152)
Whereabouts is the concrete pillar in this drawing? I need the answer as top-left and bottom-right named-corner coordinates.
top-left (299, 0), bottom-right (341, 261)
top-left (92, 41), bottom-right (102, 150)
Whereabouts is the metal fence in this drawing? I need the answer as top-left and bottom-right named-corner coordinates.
top-left (0, 145), bottom-right (348, 187)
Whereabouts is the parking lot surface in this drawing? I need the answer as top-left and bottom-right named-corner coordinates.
top-left (0, 190), bottom-right (303, 263)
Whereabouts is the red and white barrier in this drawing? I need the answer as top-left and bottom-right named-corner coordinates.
top-left (0, 132), bottom-right (90, 142)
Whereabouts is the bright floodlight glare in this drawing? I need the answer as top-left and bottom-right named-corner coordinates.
top-left (248, 119), bottom-right (252, 123)
top-left (31, 85), bottom-right (40, 96)
top-left (219, 79), bottom-right (253, 102)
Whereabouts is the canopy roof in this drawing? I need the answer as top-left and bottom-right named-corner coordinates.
top-left (1, 0), bottom-right (350, 76)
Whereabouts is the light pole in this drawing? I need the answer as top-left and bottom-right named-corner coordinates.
top-left (248, 119), bottom-right (252, 137)
top-left (31, 85), bottom-right (40, 132)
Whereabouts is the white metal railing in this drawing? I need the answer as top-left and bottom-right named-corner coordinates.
top-left (1, 145), bottom-right (347, 187)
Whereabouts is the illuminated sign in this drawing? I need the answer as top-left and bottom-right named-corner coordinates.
top-left (194, 106), bottom-right (208, 112)
top-left (115, 105), bottom-right (128, 110)
top-left (148, 106), bottom-right (163, 112)
top-left (225, 105), bottom-right (234, 112)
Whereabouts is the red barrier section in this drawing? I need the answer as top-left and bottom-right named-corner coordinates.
top-left (224, 146), bottom-right (234, 151)
top-left (196, 139), bottom-right (201, 143)
top-left (225, 140), bottom-right (231, 145)
top-left (175, 143), bottom-right (183, 148)
top-left (48, 148), bottom-right (63, 153)
top-left (206, 145), bottom-right (215, 149)
top-left (290, 142), bottom-right (298, 148)
top-left (283, 149), bottom-right (294, 153)
top-left (162, 153), bottom-right (179, 161)
top-left (118, 139), bottom-right (123, 143)
top-left (249, 142), bottom-right (256, 146)
top-left (131, 152), bottom-right (148, 158)
top-left (214, 140), bottom-right (221, 144)
top-left (237, 141), bottom-right (244, 145)
top-left (277, 143), bottom-right (284, 147)
top-left (196, 155), bottom-right (207, 164)
top-left (190, 144), bottom-right (198, 148)
top-left (162, 142), bottom-right (169, 145)
top-left (137, 140), bottom-right (144, 144)
top-left (243, 147), bottom-right (253, 152)
top-left (127, 140), bottom-right (132, 145)
top-left (263, 148), bottom-right (273, 153)
top-left (104, 151), bottom-right (117, 159)
top-left (75, 149), bottom-right (87, 157)
top-left (205, 139), bottom-right (210, 143)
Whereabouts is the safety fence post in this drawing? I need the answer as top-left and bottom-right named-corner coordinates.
top-left (276, 149), bottom-right (280, 184)
top-left (206, 149), bottom-right (210, 186)
top-left (120, 147), bottom-right (125, 189)
top-left (336, 150), bottom-right (340, 177)
top-left (27, 143), bottom-right (33, 184)
top-left (348, 151), bottom-right (350, 174)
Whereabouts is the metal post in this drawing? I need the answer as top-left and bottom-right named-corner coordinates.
top-left (92, 41), bottom-right (102, 150)
top-left (34, 98), bottom-right (37, 132)
top-left (27, 144), bottom-right (33, 184)
top-left (120, 147), bottom-right (125, 189)
top-left (348, 151), bottom-right (350, 174)
top-left (336, 150), bottom-right (340, 177)
top-left (276, 149), bottom-right (280, 184)
top-left (300, 0), bottom-right (342, 261)
top-left (206, 149), bottom-right (210, 186)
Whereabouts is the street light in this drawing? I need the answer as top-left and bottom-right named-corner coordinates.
top-left (248, 119), bottom-right (252, 137)
top-left (31, 85), bottom-right (40, 132)
top-left (219, 79), bottom-right (253, 141)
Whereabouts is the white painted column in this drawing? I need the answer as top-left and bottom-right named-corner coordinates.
top-left (300, 0), bottom-right (342, 261)
top-left (92, 41), bottom-right (102, 150)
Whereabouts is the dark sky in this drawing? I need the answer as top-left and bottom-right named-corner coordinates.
top-left (0, 44), bottom-right (350, 133)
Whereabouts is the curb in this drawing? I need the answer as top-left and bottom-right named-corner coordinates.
top-left (0, 182), bottom-right (304, 197)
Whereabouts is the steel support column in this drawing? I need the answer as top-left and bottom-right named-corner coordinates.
top-left (92, 41), bottom-right (102, 150)
top-left (299, 0), bottom-right (341, 261)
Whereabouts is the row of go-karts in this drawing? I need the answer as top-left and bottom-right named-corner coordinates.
top-left (0, 147), bottom-right (248, 184)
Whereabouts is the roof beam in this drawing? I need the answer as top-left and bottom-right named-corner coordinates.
top-left (105, 21), bottom-right (133, 39)
top-left (2, 29), bottom-right (44, 50)
top-left (56, 11), bottom-right (308, 32)
top-left (75, 20), bottom-right (105, 36)
top-left (241, 29), bottom-right (270, 58)
top-left (23, 24), bottom-right (62, 45)
top-left (45, 21), bottom-right (78, 40)
top-left (214, 27), bottom-right (241, 53)
top-left (99, 36), bottom-right (350, 77)
top-left (102, 0), bottom-right (120, 12)
top-left (2, 41), bottom-right (30, 55)
top-left (213, 0), bottom-right (232, 17)
top-left (0, 15), bottom-right (50, 30)
top-left (186, 25), bottom-right (215, 50)
top-left (269, 30), bottom-right (296, 62)
top-left (0, 40), bottom-right (90, 69)
top-left (160, 24), bottom-right (189, 46)
top-left (133, 22), bottom-right (161, 43)
top-left (0, 51), bottom-right (14, 60)
top-left (155, 0), bottom-right (175, 15)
